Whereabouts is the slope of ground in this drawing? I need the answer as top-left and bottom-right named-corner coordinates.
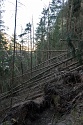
top-left (1, 71), bottom-right (83, 125)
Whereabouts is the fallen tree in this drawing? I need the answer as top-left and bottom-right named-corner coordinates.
top-left (1, 72), bottom-right (83, 125)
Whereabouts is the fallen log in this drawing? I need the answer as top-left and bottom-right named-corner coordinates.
top-left (1, 72), bottom-right (83, 125)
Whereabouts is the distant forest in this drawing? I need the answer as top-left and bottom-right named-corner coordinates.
top-left (0, 0), bottom-right (83, 93)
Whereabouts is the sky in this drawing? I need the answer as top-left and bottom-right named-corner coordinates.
top-left (3, 0), bottom-right (51, 36)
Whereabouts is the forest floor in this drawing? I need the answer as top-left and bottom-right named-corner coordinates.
top-left (2, 98), bottom-right (83, 125)
top-left (1, 71), bottom-right (83, 125)
top-left (29, 94), bottom-right (83, 125)
top-left (34, 100), bottom-right (83, 125)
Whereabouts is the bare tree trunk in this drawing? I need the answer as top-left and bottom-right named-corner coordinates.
top-left (10, 0), bottom-right (17, 107)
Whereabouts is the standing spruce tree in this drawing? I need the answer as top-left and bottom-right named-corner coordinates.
top-left (66, 0), bottom-right (83, 63)
top-left (35, 0), bottom-right (64, 63)
top-left (0, 0), bottom-right (10, 93)
top-left (0, 0), bottom-right (7, 74)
